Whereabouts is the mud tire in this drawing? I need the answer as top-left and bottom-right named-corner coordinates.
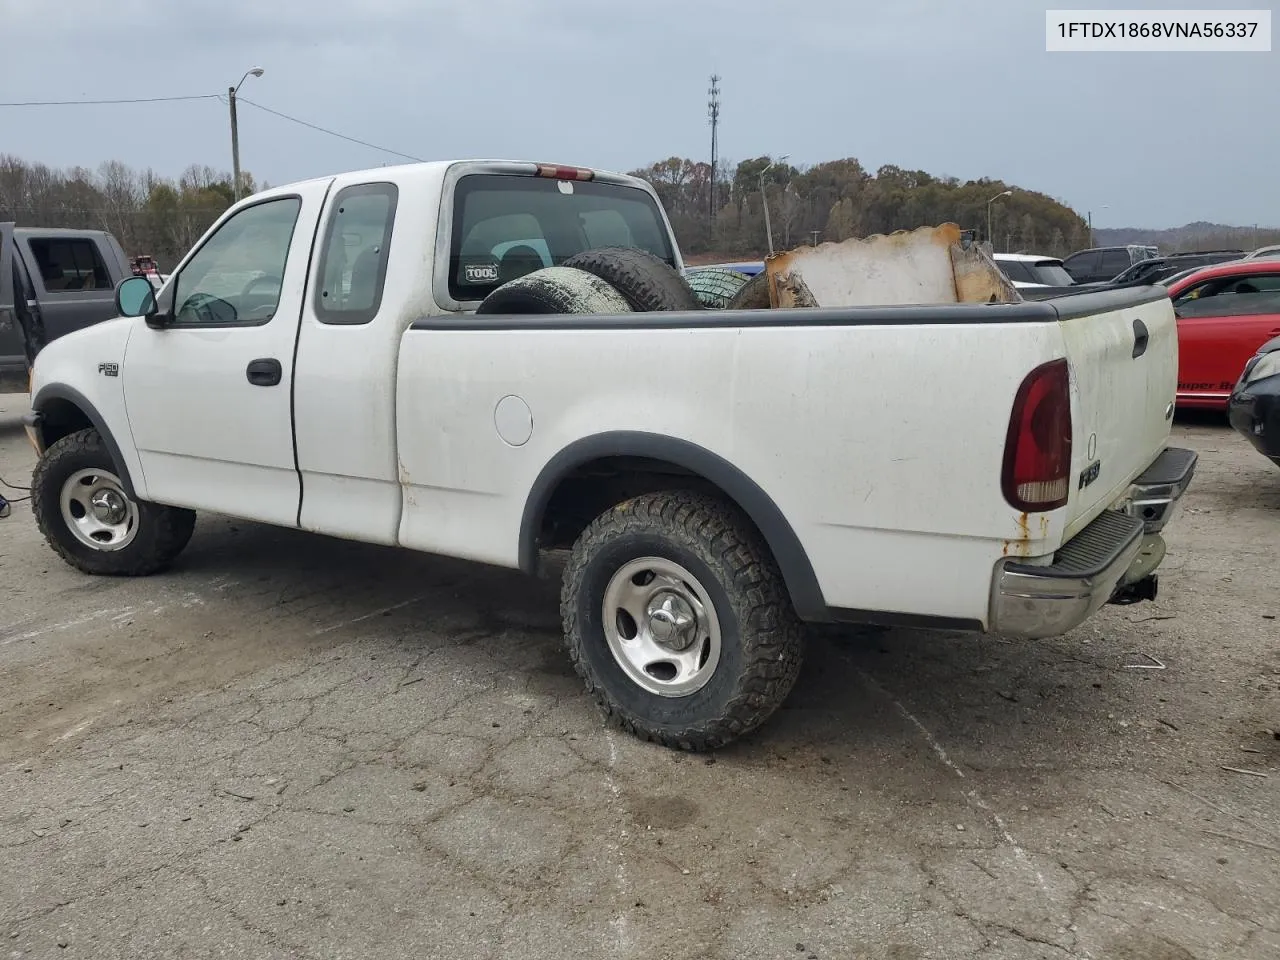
top-left (561, 490), bottom-right (805, 751)
top-left (31, 428), bottom-right (195, 576)
top-left (474, 266), bottom-right (633, 315)
top-left (562, 247), bottom-right (702, 312)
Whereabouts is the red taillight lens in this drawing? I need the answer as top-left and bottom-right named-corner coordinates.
top-left (1002, 358), bottom-right (1072, 512)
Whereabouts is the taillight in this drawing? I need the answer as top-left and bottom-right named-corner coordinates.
top-left (1002, 358), bottom-right (1072, 512)
top-left (534, 163), bottom-right (594, 181)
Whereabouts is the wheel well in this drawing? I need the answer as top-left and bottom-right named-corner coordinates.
top-left (525, 446), bottom-right (828, 620)
top-left (537, 455), bottom-right (725, 553)
top-left (37, 397), bottom-right (94, 448)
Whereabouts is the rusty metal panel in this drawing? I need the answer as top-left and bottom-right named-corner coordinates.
top-left (765, 223), bottom-right (1020, 309)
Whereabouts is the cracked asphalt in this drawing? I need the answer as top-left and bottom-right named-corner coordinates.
top-left (1, 393), bottom-right (1277, 960)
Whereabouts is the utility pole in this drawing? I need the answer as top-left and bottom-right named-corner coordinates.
top-left (987, 190), bottom-right (1011, 249)
top-left (229, 87), bottom-right (241, 202)
top-left (759, 155), bottom-right (788, 256)
top-left (707, 75), bottom-right (721, 225)
top-left (229, 66), bottom-right (265, 202)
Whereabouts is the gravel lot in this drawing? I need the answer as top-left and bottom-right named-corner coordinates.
top-left (1, 392), bottom-right (1277, 960)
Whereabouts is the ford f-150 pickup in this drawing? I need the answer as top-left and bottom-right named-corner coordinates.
top-left (20, 158), bottom-right (1196, 750)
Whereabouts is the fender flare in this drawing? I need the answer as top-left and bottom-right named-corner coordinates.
top-left (518, 431), bottom-right (827, 620)
top-left (29, 383), bottom-right (138, 498)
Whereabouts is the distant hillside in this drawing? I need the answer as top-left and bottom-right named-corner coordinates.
top-left (1095, 221), bottom-right (1280, 254)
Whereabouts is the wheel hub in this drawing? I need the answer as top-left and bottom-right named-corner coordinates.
top-left (647, 592), bottom-right (697, 651)
top-left (58, 468), bottom-right (139, 553)
top-left (90, 488), bottom-right (127, 524)
top-left (600, 556), bottom-right (723, 699)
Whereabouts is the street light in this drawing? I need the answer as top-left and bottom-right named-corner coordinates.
top-left (229, 66), bottom-right (265, 202)
top-left (1087, 203), bottom-right (1109, 248)
top-left (760, 154), bottom-right (790, 256)
top-left (986, 190), bottom-right (1012, 251)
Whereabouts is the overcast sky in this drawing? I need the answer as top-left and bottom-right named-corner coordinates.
top-left (2, 0), bottom-right (1276, 228)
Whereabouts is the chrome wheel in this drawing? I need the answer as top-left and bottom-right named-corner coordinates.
top-left (601, 557), bottom-right (722, 697)
top-left (59, 468), bottom-right (138, 552)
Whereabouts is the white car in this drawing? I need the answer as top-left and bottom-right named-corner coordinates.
top-left (1244, 244), bottom-right (1280, 260)
top-left (21, 159), bottom-right (1196, 750)
top-left (993, 253), bottom-right (1077, 288)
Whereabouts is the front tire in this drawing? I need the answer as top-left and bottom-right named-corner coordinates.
top-left (31, 428), bottom-right (196, 576)
top-left (561, 490), bottom-right (804, 751)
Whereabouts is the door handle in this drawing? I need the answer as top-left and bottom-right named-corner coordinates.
top-left (246, 358), bottom-right (282, 386)
top-left (1132, 318), bottom-right (1149, 358)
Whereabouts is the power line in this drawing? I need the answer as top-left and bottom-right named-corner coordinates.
top-left (0, 91), bottom-right (423, 164)
top-left (0, 94), bottom-right (221, 106)
top-left (233, 96), bottom-right (423, 163)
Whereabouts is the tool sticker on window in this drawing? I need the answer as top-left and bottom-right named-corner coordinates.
top-left (464, 262), bottom-right (500, 284)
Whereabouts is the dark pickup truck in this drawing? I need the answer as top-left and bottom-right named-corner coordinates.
top-left (0, 223), bottom-right (133, 393)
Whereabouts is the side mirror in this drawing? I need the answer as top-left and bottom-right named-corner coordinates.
top-left (115, 276), bottom-right (158, 319)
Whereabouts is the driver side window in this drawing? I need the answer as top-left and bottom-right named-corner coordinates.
top-left (172, 196), bottom-right (302, 327)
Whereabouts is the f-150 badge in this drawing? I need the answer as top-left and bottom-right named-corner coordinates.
top-left (97, 362), bottom-right (119, 377)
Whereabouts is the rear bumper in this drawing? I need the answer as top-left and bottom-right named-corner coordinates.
top-left (990, 446), bottom-right (1197, 639)
top-left (1228, 374), bottom-right (1280, 466)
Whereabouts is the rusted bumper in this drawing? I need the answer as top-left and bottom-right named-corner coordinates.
top-left (990, 447), bottom-right (1196, 639)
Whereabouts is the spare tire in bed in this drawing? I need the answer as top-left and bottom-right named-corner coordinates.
top-left (475, 266), bottom-right (633, 315)
top-left (724, 270), bottom-right (773, 310)
top-left (562, 247), bottom-right (702, 312)
top-left (684, 268), bottom-right (752, 309)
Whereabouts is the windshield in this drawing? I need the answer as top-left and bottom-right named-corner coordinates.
top-left (1029, 261), bottom-right (1074, 286)
top-left (448, 174), bottom-right (674, 302)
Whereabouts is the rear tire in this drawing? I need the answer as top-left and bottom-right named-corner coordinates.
top-left (31, 428), bottom-right (195, 576)
top-left (475, 265), bottom-right (633, 315)
top-left (562, 247), bottom-right (702, 312)
top-left (561, 490), bottom-right (805, 751)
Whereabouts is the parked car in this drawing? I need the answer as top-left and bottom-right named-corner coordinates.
top-left (0, 223), bottom-right (134, 393)
top-left (21, 158), bottom-right (1194, 750)
top-left (1062, 245), bottom-right (1159, 285)
top-left (992, 253), bottom-right (1076, 288)
top-left (1244, 244), bottom-right (1280, 260)
top-left (1228, 334), bottom-right (1280, 468)
top-left (1108, 251), bottom-right (1246, 287)
top-left (1166, 259), bottom-right (1280, 409)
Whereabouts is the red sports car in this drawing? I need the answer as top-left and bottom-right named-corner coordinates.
top-left (1166, 259), bottom-right (1280, 409)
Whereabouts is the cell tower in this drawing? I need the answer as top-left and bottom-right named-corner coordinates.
top-left (707, 74), bottom-right (721, 223)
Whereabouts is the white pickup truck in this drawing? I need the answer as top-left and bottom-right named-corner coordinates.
top-left (21, 159), bottom-right (1197, 750)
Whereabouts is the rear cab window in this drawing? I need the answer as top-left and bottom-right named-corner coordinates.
top-left (448, 174), bottom-right (674, 303)
top-left (1029, 261), bottom-right (1074, 286)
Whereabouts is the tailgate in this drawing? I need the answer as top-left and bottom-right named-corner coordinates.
top-left (1053, 287), bottom-right (1178, 537)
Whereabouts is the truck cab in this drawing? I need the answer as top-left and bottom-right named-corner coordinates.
top-left (0, 224), bottom-right (133, 392)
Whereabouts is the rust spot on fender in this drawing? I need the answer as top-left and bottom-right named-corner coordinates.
top-left (1003, 511), bottom-right (1033, 557)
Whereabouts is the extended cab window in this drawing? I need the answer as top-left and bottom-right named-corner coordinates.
top-left (449, 174), bottom-right (674, 302)
top-left (28, 238), bottom-right (111, 292)
top-left (171, 197), bottom-right (302, 326)
top-left (314, 183), bottom-right (398, 325)
top-left (1173, 273), bottom-right (1280, 318)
